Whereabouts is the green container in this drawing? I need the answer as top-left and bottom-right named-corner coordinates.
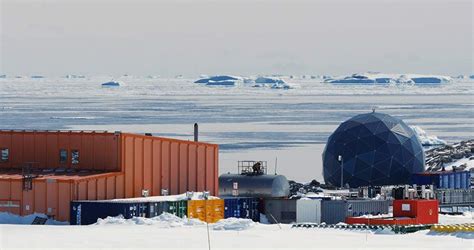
top-left (165, 200), bottom-right (188, 218)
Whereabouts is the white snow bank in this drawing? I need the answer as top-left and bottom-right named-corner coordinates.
top-left (356, 213), bottom-right (393, 219)
top-left (95, 213), bottom-right (204, 227)
top-left (212, 218), bottom-right (256, 231)
top-left (0, 212), bottom-right (67, 225)
top-left (411, 126), bottom-right (446, 146)
top-left (84, 192), bottom-right (219, 203)
top-left (95, 213), bottom-right (256, 231)
top-left (438, 211), bottom-right (474, 225)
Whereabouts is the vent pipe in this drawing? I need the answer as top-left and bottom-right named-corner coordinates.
top-left (194, 123), bottom-right (198, 142)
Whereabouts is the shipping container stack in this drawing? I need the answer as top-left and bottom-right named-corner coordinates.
top-left (295, 198), bottom-right (391, 224)
top-left (71, 196), bottom-right (266, 225)
top-left (411, 171), bottom-right (473, 208)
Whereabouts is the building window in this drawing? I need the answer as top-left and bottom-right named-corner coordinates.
top-left (1, 148), bottom-right (9, 162)
top-left (59, 149), bottom-right (67, 164)
top-left (71, 150), bottom-right (79, 165)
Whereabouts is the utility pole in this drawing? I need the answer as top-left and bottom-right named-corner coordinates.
top-left (338, 155), bottom-right (344, 189)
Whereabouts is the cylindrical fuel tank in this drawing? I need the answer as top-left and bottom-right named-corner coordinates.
top-left (219, 174), bottom-right (290, 198)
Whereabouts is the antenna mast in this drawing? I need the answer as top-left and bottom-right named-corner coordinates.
top-left (274, 157), bottom-right (278, 175)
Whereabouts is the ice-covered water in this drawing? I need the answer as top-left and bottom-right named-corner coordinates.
top-left (0, 77), bottom-right (473, 182)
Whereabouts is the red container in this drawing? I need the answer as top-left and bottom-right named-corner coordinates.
top-left (346, 216), bottom-right (417, 225)
top-left (393, 199), bottom-right (438, 224)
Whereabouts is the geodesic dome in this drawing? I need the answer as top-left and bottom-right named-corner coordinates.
top-left (323, 112), bottom-right (425, 188)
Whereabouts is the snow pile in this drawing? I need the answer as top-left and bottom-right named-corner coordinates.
top-left (212, 218), bottom-right (256, 231)
top-left (411, 126), bottom-right (446, 146)
top-left (95, 214), bottom-right (256, 231)
top-left (356, 213), bottom-right (393, 219)
top-left (438, 211), bottom-right (473, 225)
top-left (326, 73), bottom-right (452, 85)
top-left (100, 192), bottom-right (219, 203)
top-left (95, 213), bottom-right (204, 227)
top-left (0, 212), bottom-right (67, 225)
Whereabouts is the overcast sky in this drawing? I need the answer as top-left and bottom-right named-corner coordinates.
top-left (0, 0), bottom-right (472, 77)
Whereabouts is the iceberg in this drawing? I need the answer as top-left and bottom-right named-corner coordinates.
top-left (411, 126), bottom-right (446, 146)
top-left (254, 77), bottom-right (285, 84)
top-left (101, 81), bottom-right (121, 87)
top-left (251, 77), bottom-right (298, 89)
top-left (194, 75), bottom-right (241, 87)
top-left (205, 80), bottom-right (236, 86)
top-left (326, 73), bottom-right (451, 85)
top-left (194, 75), bottom-right (239, 84)
top-left (31, 75), bottom-right (45, 79)
top-left (64, 74), bottom-right (85, 79)
top-left (271, 81), bottom-right (299, 89)
top-left (0, 74), bottom-right (6, 78)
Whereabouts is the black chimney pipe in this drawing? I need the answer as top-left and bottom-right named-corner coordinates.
top-left (194, 123), bottom-right (198, 142)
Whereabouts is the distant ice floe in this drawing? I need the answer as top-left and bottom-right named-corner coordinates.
top-left (64, 74), bottom-right (86, 79)
top-left (194, 75), bottom-right (240, 86)
top-left (194, 75), bottom-right (299, 89)
top-left (30, 75), bottom-right (45, 79)
top-left (101, 81), bottom-right (121, 87)
top-left (50, 116), bottom-right (97, 120)
top-left (253, 77), bottom-right (299, 89)
top-left (326, 73), bottom-right (452, 85)
top-left (411, 126), bottom-right (446, 146)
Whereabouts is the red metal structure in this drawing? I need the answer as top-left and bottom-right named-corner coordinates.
top-left (346, 199), bottom-right (439, 225)
top-left (392, 199), bottom-right (438, 224)
top-left (0, 130), bottom-right (219, 222)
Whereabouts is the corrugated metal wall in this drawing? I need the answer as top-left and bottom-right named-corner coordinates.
top-left (435, 189), bottom-right (474, 204)
top-left (0, 131), bottom-right (120, 171)
top-left (0, 131), bottom-right (219, 222)
top-left (223, 197), bottom-right (260, 221)
top-left (296, 199), bottom-right (321, 223)
top-left (320, 200), bottom-right (348, 224)
top-left (264, 199), bottom-right (297, 224)
top-left (346, 200), bottom-right (391, 217)
top-left (0, 173), bottom-right (124, 222)
top-left (120, 133), bottom-right (219, 197)
top-left (319, 200), bottom-right (391, 224)
top-left (412, 171), bottom-right (470, 189)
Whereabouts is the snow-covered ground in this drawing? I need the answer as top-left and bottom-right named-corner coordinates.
top-left (0, 76), bottom-right (473, 182)
top-left (0, 212), bottom-right (472, 249)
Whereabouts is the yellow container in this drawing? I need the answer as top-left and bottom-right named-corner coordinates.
top-left (187, 199), bottom-right (224, 223)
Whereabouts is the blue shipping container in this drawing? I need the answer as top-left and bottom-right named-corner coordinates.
top-left (412, 171), bottom-right (470, 189)
top-left (70, 201), bottom-right (148, 225)
top-left (223, 197), bottom-right (260, 222)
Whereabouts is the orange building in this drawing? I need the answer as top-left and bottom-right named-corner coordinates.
top-left (0, 130), bottom-right (218, 222)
